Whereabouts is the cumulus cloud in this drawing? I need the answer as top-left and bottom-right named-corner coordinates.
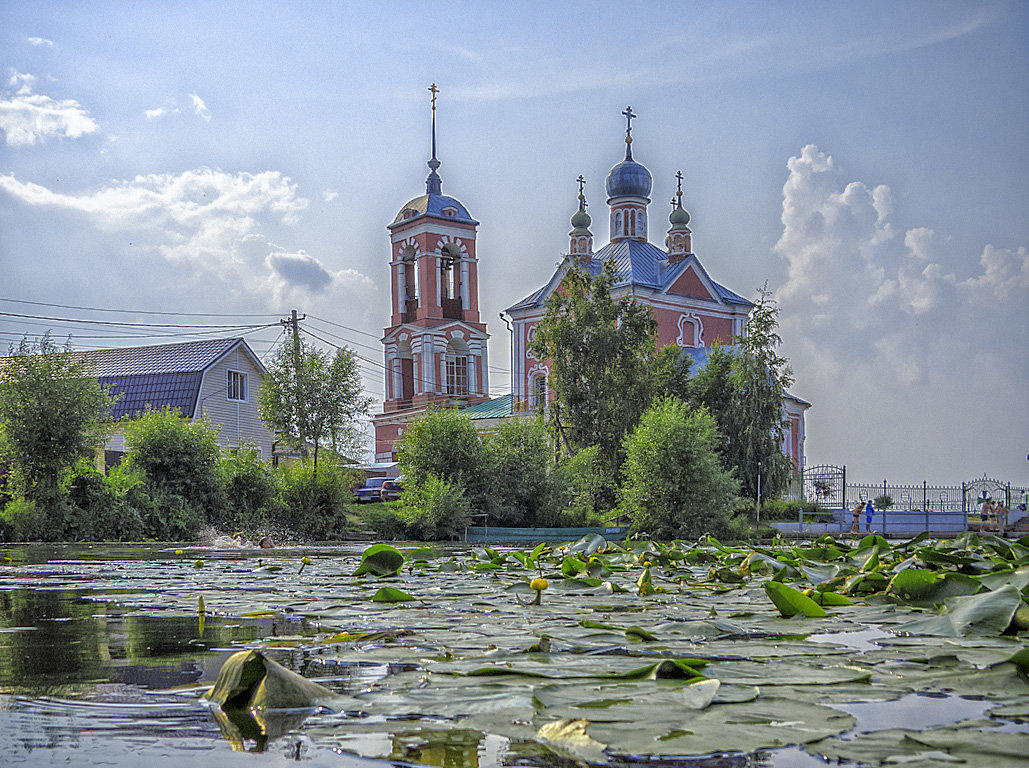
top-left (27, 37), bottom-right (54, 47)
top-left (0, 167), bottom-right (307, 264)
top-left (773, 145), bottom-right (1028, 476)
top-left (266, 250), bottom-right (333, 293)
top-left (189, 93), bottom-right (211, 121)
top-left (322, 188), bottom-right (339, 202)
top-left (0, 73), bottom-right (99, 145)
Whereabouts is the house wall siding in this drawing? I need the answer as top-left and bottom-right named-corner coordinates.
top-left (195, 347), bottom-right (275, 458)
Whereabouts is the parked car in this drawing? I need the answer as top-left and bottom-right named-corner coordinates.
top-left (380, 476), bottom-right (404, 502)
top-left (354, 477), bottom-right (388, 503)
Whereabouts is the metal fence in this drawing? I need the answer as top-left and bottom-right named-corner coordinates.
top-left (782, 467), bottom-right (1028, 536)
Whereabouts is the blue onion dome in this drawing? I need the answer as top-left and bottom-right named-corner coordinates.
top-left (606, 155), bottom-right (653, 199)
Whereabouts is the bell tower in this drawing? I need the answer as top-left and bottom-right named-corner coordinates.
top-left (374, 85), bottom-right (490, 461)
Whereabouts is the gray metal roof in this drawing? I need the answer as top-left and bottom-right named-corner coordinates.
top-left (74, 338), bottom-right (244, 376)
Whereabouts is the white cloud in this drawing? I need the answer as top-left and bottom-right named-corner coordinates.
top-left (144, 105), bottom-right (179, 120)
top-left (322, 188), bottom-right (339, 202)
top-left (27, 37), bottom-right (54, 47)
top-left (189, 93), bottom-right (211, 121)
top-left (0, 75), bottom-right (99, 145)
top-left (0, 167), bottom-right (307, 264)
top-left (773, 145), bottom-right (1028, 476)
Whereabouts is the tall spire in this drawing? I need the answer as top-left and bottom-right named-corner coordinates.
top-left (426, 83), bottom-right (442, 195)
top-left (622, 105), bottom-right (636, 160)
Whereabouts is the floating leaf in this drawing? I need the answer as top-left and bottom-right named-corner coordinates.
top-left (764, 581), bottom-right (828, 618)
top-left (204, 649), bottom-right (336, 711)
top-left (898, 584), bottom-right (1025, 637)
top-left (370, 586), bottom-right (415, 603)
top-left (537, 718), bottom-right (608, 763)
top-left (353, 544), bottom-right (405, 577)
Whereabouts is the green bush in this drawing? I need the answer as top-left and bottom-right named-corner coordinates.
top-left (360, 502), bottom-right (410, 540)
top-left (64, 458), bottom-right (143, 541)
top-left (484, 417), bottom-right (551, 526)
top-left (274, 459), bottom-right (356, 540)
top-left (0, 498), bottom-right (47, 541)
top-left (122, 408), bottom-right (225, 522)
top-left (545, 445), bottom-right (615, 526)
top-left (397, 409), bottom-right (489, 512)
top-left (760, 499), bottom-right (829, 522)
top-left (620, 400), bottom-right (739, 540)
top-left (397, 475), bottom-right (471, 541)
top-left (217, 447), bottom-right (281, 533)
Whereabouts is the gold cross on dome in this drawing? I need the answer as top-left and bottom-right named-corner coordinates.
top-left (428, 83), bottom-right (439, 111)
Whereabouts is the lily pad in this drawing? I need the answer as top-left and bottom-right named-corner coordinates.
top-left (204, 649), bottom-right (336, 711)
top-left (352, 543), bottom-right (405, 577)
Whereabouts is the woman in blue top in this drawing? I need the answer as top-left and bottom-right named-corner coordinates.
top-left (865, 500), bottom-right (875, 533)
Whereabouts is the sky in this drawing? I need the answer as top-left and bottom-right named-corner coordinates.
top-left (1, 1), bottom-right (1026, 485)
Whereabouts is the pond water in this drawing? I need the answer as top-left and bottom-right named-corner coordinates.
top-left (1, 541), bottom-right (1025, 767)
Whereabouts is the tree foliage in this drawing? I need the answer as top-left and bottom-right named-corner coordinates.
top-left (396, 408), bottom-right (489, 512)
top-left (691, 285), bottom-right (794, 502)
top-left (620, 399), bottom-right (739, 540)
top-left (0, 334), bottom-right (113, 502)
top-left (529, 260), bottom-right (657, 476)
top-left (259, 337), bottom-right (371, 474)
top-left (122, 407), bottom-right (224, 534)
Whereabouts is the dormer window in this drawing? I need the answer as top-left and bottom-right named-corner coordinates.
top-left (402, 208), bottom-right (416, 219)
top-left (442, 207), bottom-right (458, 217)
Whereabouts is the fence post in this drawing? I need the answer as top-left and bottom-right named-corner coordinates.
top-left (883, 479), bottom-right (888, 535)
top-left (842, 465), bottom-right (847, 509)
top-left (923, 480), bottom-right (928, 533)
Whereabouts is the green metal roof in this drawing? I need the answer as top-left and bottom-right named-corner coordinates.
top-left (462, 394), bottom-right (514, 420)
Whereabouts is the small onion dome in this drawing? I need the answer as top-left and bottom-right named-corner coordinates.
top-left (570, 197), bottom-right (592, 233)
top-left (669, 201), bottom-right (691, 229)
top-left (606, 156), bottom-right (653, 199)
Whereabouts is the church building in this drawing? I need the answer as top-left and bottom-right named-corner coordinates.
top-left (373, 93), bottom-right (809, 468)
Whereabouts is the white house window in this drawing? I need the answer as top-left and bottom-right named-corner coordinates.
top-left (227, 370), bottom-right (247, 401)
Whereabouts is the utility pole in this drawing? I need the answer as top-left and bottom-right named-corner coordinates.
top-left (279, 308), bottom-right (307, 460)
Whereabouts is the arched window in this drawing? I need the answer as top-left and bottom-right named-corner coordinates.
top-left (636, 210), bottom-right (645, 238)
top-left (532, 373), bottom-right (548, 410)
top-left (445, 337), bottom-right (469, 397)
top-left (614, 211), bottom-right (623, 236)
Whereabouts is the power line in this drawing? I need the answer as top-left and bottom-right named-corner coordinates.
top-left (0, 297), bottom-right (280, 319)
top-left (0, 309), bottom-right (280, 330)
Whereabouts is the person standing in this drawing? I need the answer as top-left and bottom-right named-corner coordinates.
top-left (851, 501), bottom-right (865, 534)
top-left (981, 499), bottom-right (995, 533)
top-left (865, 499), bottom-right (875, 533)
top-left (995, 501), bottom-right (1008, 536)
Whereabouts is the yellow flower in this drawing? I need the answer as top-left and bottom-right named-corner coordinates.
top-left (530, 578), bottom-right (549, 591)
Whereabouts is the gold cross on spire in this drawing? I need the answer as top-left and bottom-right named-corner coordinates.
top-left (428, 83), bottom-right (439, 112)
top-left (675, 170), bottom-right (684, 198)
top-left (577, 174), bottom-right (586, 196)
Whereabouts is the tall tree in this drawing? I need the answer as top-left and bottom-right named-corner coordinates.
top-left (529, 259), bottom-right (657, 477)
top-left (259, 338), bottom-right (371, 475)
top-left (0, 333), bottom-right (113, 504)
top-left (693, 285), bottom-right (793, 502)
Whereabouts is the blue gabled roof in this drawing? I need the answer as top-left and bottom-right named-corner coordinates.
top-left (101, 371), bottom-right (204, 420)
top-left (506, 241), bottom-right (753, 312)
